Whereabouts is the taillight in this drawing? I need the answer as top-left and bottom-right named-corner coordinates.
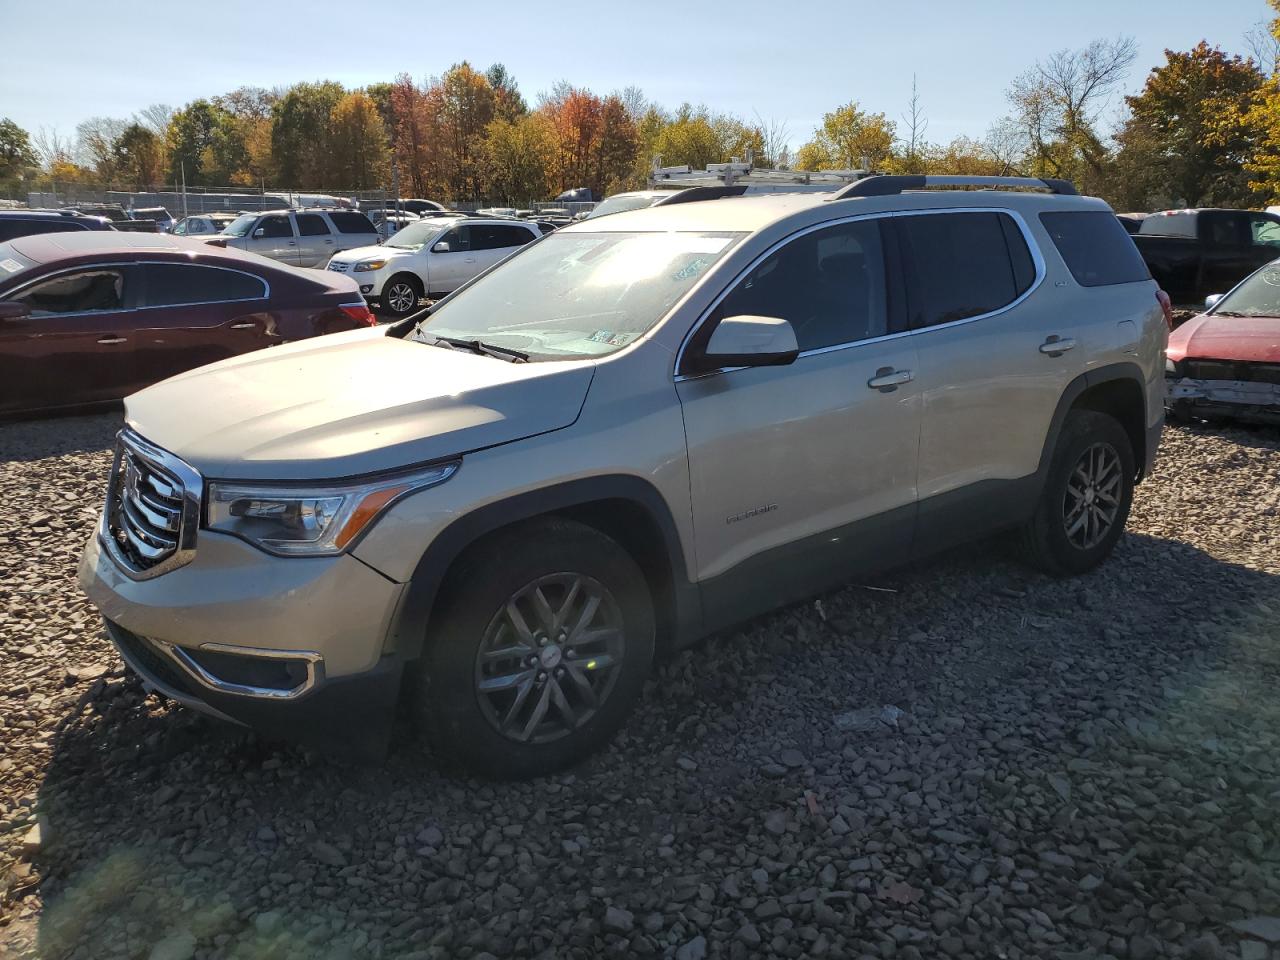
top-left (340, 303), bottom-right (377, 327)
top-left (1155, 289), bottom-right (1173, 329)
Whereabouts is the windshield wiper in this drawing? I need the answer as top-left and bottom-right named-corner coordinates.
top-left (422, 334), bottom-right (529, 363)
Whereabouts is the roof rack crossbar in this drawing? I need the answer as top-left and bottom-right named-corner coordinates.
top-left (652, 185), bottom-right (749, 206)
top-left (829, 175), bottom-right (1078, 200)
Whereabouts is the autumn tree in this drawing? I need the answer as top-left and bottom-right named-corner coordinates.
top-left (1245, 0), bottom-right (1280, 202)
top-left (1115, 42), bottom-right (1262, 208)
top-left (432, 63), bottom-right (497, 199)
top-left (487, 64), bottom-right (527, 122)
top-left (75, 116), bottom-right (128, 181)
top-left (794, 101), bottom-right (896, 170)
top-left (329, 92), bottom-right (389, 189)
top-left (485, 113), bottom-right (556, 201)
top-left (390, 74), bottom-right (433, 196)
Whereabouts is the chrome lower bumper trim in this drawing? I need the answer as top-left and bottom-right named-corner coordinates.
top-left (157, 641), bottom-right (324, 700)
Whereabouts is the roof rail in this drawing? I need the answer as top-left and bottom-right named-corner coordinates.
top-left (829, 175), bottom-right (1078, 200)
top-left (653, 185), bottom-right (748, 206)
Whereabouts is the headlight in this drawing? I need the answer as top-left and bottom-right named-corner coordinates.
top-left (354, 259), bottom-right (387, 272)
top-left (206, 462), bottom-right (458, 556)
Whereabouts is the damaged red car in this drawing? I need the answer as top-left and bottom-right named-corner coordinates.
top-left (1166, 259), bottom-right (1280, 425)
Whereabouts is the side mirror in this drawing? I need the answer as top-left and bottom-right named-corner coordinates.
top-left (693, 315), bottom-right (799, 372)
top-left (1204, 293), bottom-right (1224, 311)
top-left (431, 241), bottom-right (451, 253)
top-left (0, 301), bottom-right (31, 322)
top-left (253, 227), bottom-right (266, 238)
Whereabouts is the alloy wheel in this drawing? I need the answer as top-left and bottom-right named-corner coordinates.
top-left (1062, 441), bottom-right (1123, 550)
top-left (474, 573), bottom-right (626, 744)
top-left (386, 283), bottom-right (417, 314)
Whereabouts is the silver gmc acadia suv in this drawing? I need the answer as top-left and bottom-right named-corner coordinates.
top-left (79, 175), bottom-right (1168, 778)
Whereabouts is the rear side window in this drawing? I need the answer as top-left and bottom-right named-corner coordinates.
top-left (296, 214), bottom-right (330, 236)
top-left (471, 224), bottom-right (536, 250)
top-left (1039, 211), bottom-right (1151, 287)
top-left (328, 211), bottom-right (376, 234)
top-left (896, 212), bottom-right (1031, 328)
top-left (142, 264), bottom-right (266, 306)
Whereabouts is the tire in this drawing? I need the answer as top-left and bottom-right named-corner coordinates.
top-left (411, 518), bottom-right (655, 779)
top-left (381, 274), bottom-right (423, 318)
top-left (1018, 410), bottom-right (1135, 577)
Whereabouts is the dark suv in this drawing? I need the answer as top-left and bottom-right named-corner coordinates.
top-left (0, 210), bottom-right (114, 242)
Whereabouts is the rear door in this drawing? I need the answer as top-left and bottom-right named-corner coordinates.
top-left (132, 262), bottom-right (274, 388)
top-left (468, 223), bottom-right (537, 275)
top-left (893, 209), bottom-right (1063, 550)
top-left (248, 214), bottom-right (301, 265)
top-left (1199, 211), bottom-right (1253, 295)
top-left (326, 211), bottom-right (381, 255)
top-left (0, 264), bottom-right (139, 413)
top-left (294, 213), bottom-right (334, 267)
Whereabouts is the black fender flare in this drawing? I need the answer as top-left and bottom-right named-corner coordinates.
top-left (385, 475), bottom-right (701, 661)
top-left (1034, 361), bottom-right (1152, 485)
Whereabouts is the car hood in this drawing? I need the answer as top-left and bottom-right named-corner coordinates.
top-left (330, 245), bottom-right (407, 263)
top-left (124, 328), bottom-right (595, 480)
top-left (1168, 312), bottom-right (1280, 364)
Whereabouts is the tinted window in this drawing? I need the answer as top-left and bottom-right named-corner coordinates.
top-left (1139, 212), bottom-right (1197, 238)
top-left (1205, 212), bottom-right (1249, 247)
top-left (296, 214), bottom-right (330, 237)
top-left (142, 264), bottom-right (266, 306)
top-left (258, 215), bottom-right (293, 239)
top-left (1000, 215), bottom-right (1036, 295)
top-left (440, 226), bottom-right (471, 252)
top-left (471, 224), bottom-right (535, 250)
top-left (1039, 211), bottom-right (1151, 287)
top-left (13, 269), bottom-right (126, 315)
top-left (897, 212), bottom-right (1023, 327)
top-left (0, 219), bottom-right (88, 242)
top-left (714, 219), bottom-right (887, 351)
top-left (328, 211), bottom-right (376, 234)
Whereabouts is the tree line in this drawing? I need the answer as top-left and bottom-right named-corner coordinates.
top-left (4, 1), bottom-right (1280, 209)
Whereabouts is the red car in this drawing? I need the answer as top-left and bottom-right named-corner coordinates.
top-left (0, 231), bottom-right (376, 416)
top-left (1166, 258), bottom-right (1280, 425)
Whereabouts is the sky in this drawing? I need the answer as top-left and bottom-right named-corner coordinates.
top-left (0, 0), bottom-right (1270, 154)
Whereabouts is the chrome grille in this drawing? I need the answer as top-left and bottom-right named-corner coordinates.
top-left (103, 432), bottom-right (202, 579)
top-left (327, 261), bottom-right (349, 272)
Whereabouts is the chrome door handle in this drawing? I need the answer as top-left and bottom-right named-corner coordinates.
top-left (324, 239), bottom-right (335, 244)
top-left (287, 241), bottom-right (296, 246)
top-left (1040, 336), bottom-right (1076, 356)
top-left (229, 322), bottom-right (257, 330)
top-left (97, 336), bottom-right (126, 345)
top-left (867, 367), bottom-right (914, 391)
top-left (464, 257), bottom-right (476, 263)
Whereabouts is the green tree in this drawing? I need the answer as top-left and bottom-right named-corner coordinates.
top-left (166, 100), bottom-right (222, 183)
top-left (271, 81), bottom-right (345, 187)
top-left (486, 64), bottom-right (527, 122)
top-left (1117, 42), bottom-right (1262, 208)
top-left (485, 113), bottom-right (556, 201)
top-left (794, 101), bottom-right (896, 170)
top-left (112, 123), bottom-right (163, 185)
top-left (0, 118), bottom-right (38, 188)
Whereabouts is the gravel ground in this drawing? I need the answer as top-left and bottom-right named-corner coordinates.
top-left (2, 412), bottom-right (1280, 960)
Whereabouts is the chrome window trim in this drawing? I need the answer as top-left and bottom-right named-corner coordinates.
top-left (158, 640), bottom-right (324, 700)
top-left (100, 430), bottom-right (204, 581)
top-left (673, 206), bottom-right (1047, 382)
top-left (4, 259), bottom-right (270, 317)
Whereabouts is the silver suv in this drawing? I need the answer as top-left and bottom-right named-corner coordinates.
top-left (211, 208), bottom-right (381, 268)
top-left (80, 176), bottom-right (1167, 777)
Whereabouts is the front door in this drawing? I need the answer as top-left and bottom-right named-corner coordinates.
top-left (0, 265), bottom-right (139, 413)
top-left (675, 218), bottom-right (921, 629)
top-left (427, 226), bottom-right (477, 295)
top-left (248, 213), bottom-right (301, 265)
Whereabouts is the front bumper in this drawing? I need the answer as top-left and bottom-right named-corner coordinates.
top-left (1167, 377), bottom-right (1280, 425)
top-left (79, 530), bottom-right (408, 755)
